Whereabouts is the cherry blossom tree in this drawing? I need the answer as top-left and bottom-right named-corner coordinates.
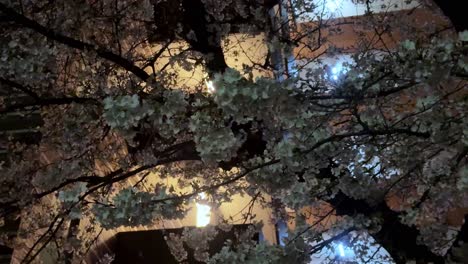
top-left (0, 0), bottom-right (467, 263)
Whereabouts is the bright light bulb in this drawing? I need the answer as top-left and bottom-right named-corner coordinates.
top-left (196, 193), bottom-right (211, 227)
top-left (329, 62), bottom-right (348, 81)
top-left (331, 65), bottom-right (341, 75)
top-left (338, 243), bottom-right (345, 257)
top-left (205, 80), bottom-right (215, 94)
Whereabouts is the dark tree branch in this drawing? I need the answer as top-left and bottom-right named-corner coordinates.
top-left (1, 96), bottom-right (99, 113)
top-left (326, 191), bottom-right (445, 264)
top-left (0, 3), bottom-right (151, 81)
top-left (21, 215), bottom-right (65, 264)
top-left (309, 228), bottom-right (355, 254)
top-left (179, 0), bottom-right (228, 73)
top-left (0, 141), bottom-right (198, 219)
top-left (0, 77), bottom-right (99, 113)
top-left (0, 77), bottom-right (40, 99)
top-left (312, 150), bottom-right (448, 263)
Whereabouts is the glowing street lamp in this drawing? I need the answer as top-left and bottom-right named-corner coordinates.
top-left (196, 192), bottom-right (211, 227)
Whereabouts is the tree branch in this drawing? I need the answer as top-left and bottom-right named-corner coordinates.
top-left (0, 77), bottom-right (99, 113)
top-left (0, 3), bottom-right (150, 81)
top-left (326, 190), bottom-right (445, 263)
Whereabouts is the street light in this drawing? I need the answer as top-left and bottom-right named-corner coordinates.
top-left (196, 192), bottom-right (211, 227)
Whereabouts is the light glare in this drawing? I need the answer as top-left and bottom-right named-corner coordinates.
top-left (338, 243), bottom-right (345, 257)
top-left (329, 62), bottom-right (348, 81)
top-left (196, 193), bottom-right (211, 227)
top-left (205, 80), bottom-right (215, 93)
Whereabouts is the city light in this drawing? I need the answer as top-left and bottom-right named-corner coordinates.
top-left (205, 80), bottom-right (215, 93)
top-left (330, 63), bottom-right (345, 81)
top-left (328, 60), bottom-right (351, 82)
top-left (338, 243), bottom-right (346, 257)
top-left (196, 192), bottom-right (211, 227)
